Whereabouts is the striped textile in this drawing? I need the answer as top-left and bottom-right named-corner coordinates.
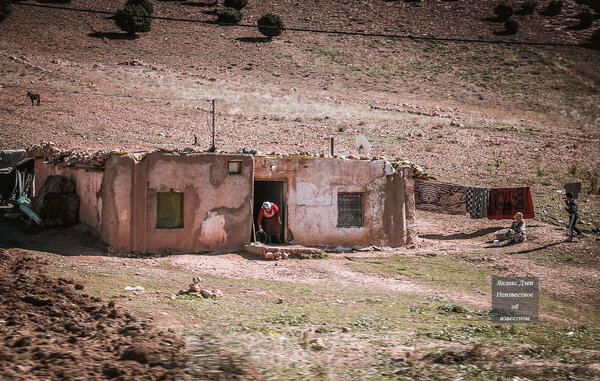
top-left (466, 187), bottom-right (490, 219)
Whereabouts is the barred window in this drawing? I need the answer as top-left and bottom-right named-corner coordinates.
top-left (157, 191), bottom-right (183, 229)
top-left (337, 193), bottom-right (363, 227)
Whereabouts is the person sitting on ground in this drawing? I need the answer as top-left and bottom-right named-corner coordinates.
top-left (495, 212), bottom-right (526, 244)
top-left (257, 201), bottom-right (282, 244)
top-left (565, 192), bottom-right (583, 242)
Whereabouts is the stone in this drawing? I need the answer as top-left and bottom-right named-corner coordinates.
top-left (341, 326), bottom-right (352, 332)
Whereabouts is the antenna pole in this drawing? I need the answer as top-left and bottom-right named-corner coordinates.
top-left (330, 137), bottom-right (334, 156)
top-left (208, 99), bottom-right (216, 152)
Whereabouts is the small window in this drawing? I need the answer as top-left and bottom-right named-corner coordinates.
top-left (157, 191), bottom-right (183, 229)
top-left (338, 193), bottom-right (363, 227)
top-left (228, 160), bottom-right (242, 174)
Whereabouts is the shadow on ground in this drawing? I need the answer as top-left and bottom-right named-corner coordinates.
top-left (88, 31), bottom-right (138, 40)
top-left (421, 227), bottom-right (502, 240)
top-left (0, 209), bottom-right (106, 256)
top-left (236, 37), bottom-right (271, 43)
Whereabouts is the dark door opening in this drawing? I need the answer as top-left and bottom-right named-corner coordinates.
top-left (253, 180), bottom-right (286, 243)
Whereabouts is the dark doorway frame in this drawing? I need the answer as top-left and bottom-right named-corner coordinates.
top-left (252, 180), bottom-right (286, 243)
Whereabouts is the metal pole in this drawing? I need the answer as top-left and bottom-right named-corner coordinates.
top-left (330, 137), bottom-right (334, 156)
top-left (208, 99), bottom-right (216, 152)
top-left (212, 100), bottom-right (215, 149)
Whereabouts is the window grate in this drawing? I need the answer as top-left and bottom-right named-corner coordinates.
top-left (338, 193), bottom-right (363, 227)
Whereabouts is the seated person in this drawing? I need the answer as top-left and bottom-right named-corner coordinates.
top-left (495, 212), bottom-right (526, 244)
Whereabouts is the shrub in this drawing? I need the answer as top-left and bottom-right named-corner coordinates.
top-left (576, 9), bottom-right (594, 28)
top-left (545, 0), bottom-right (563, 16)
top-left (494, 2), bottom-right (514, 21)
top-left (257, 13), bottom-right (285, 38)
top-left (115, 0), bottom-right (153, 35)
top-left (519, 0), bottom-right (537, 15)
top-left (591, 0), bottom-right (600, 12)
top-left (0, 1), bottom-right (12, 23)
top-left (504, 17), bottom-right (519, 34)
top-left (216, 8), bottom-right (242, 24)
top-left (223, 0), bottom-right (247, 10)
top-left (591, 28), bottom-right (600, 49)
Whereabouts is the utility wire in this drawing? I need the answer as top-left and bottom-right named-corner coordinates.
top-left (10, 1), bottom-right (590, 48)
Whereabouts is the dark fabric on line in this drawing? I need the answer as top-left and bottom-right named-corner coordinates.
top-left (487, 187), bottom-right (534, 220)
top-left (415, 181), bottom-right (467, 215)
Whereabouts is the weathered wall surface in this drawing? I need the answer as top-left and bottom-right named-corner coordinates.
top-left (34, 160), bottom-right (103, 232)
top-left (254, 157), bottom-right (410, 247)
top-left (100, 155), bottom-right (135, 252)
top-left (141, 152), bottom-right (254, 253)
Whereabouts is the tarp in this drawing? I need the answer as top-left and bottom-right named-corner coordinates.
top-left (0, 150), bottom-right (31, 174)
top-left (0, 150), bottom-right (34, 204)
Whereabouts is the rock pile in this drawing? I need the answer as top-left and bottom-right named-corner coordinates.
top-left (175, 276), bottom-right (223, 299)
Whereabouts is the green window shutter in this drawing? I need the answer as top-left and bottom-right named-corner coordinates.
top-left (157, 191), bottom-right (183, 229)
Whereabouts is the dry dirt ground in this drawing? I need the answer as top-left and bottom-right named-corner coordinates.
top-left (1, 208), bottom-right (599, 380)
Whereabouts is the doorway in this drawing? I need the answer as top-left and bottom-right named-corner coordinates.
top-left (253, 180), bottom-right (286, 243)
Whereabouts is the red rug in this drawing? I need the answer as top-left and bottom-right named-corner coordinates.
top-left (487, 187), bottom-right (534, 220)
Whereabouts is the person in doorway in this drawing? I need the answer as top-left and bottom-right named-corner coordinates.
top-left (258, 201), bottom-right (282, 244)
top-left (495, 212), bottom-right (526, 244)
top-left (565, 192), bottom-right (583, 242)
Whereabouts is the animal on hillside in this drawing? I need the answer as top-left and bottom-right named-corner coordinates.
top-left (26, 91), bottom-right (41, 106)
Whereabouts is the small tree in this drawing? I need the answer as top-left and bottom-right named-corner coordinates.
top-left (519, 0), bottom-right (537, 15)
top-left (504, 17), bottom-right (519, 34)
top-left (223, 0), bottom-right (247, 11)
top-left (591, 28), bottom-right (600, 49)
top-left (576, 9), bottom-right (594, 29)
top-left (216, 8), bottom-right (242, 24)
top-left (545, 0), bottom-right (563, 16)
top-left (257, 13), bottom-right (285, 38)
top-left (115, 0), bottom-right (154, 35)
top-left (494, 2), bottom-right (514, 21)
top-left (0, 1), bottom-right (12, 23)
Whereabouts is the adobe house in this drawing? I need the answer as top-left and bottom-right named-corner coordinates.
top-left (30, 144), bottom-right (416, 253)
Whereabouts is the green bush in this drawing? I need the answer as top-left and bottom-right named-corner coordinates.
top-left (223, 0), bottom-right (247, 10)
top-left (576, 9), bottom-right (594, 28)
top-left (494, 2), bottom-right (514, 21)
top-left (115, 0), bottom-right (153, 35)
top-left (0, 1), bottom-right (12, 23)
top-left (257, 13), bottom-right (285, 38)
top-left (591, 28), bottom-right (600, 49)
top-left (519, 0), bottom-right (537, 15)
top-left (504, 17), bottom-right (519, 34)
top-left (216, 8), bottom-right (242, 24)
top-left (545, 0), bottom-right (563, 16)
